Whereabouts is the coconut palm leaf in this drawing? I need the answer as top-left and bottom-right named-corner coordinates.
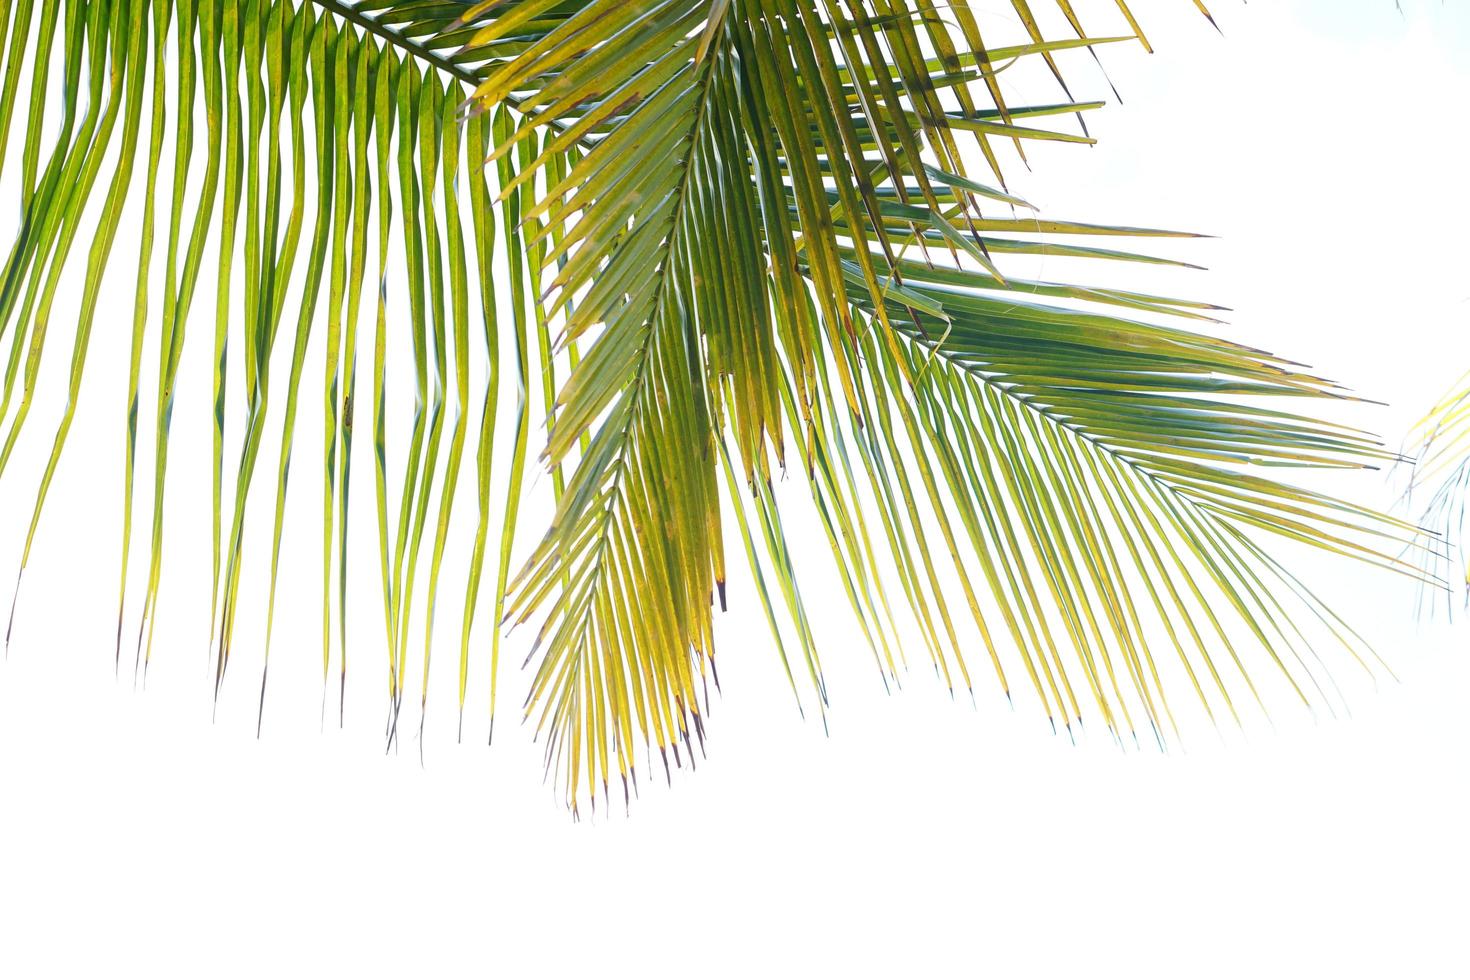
top-left (0, 0), bottom-right (1425, 813)
top-left (0, 0), bottom-right (525, 735)
top-left (458, 0), bottom-right (1428, 809)
top-left (1405, 374), bottom-right (1470, 606)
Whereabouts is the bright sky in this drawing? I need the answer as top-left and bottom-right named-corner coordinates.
top-left (0, 3), bottom-right (1467, 977)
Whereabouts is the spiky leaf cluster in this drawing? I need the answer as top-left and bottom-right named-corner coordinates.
top-left (0, 0), bottom-right (1423, 812)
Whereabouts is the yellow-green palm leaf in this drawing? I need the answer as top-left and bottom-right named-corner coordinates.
top-left (0, 0), bottom-right (1424, 813)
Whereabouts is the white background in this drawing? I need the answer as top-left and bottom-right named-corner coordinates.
top-left (1, 2), bottom-right (1468, 977)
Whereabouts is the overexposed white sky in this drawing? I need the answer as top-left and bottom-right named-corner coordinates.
top-left (1, 3), bottom-right (1468, 977)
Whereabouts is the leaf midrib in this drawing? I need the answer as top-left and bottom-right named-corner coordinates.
top-left (307, 0), bottom-right (479, 85)
top-left (553, 40), bottom-right (725, 658)
top-left (909, 330), bottom-right (1337, 554)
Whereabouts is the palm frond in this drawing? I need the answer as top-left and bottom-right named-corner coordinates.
top-left (0, 0), bottom-right (1422, 814)
top-left (0, 0), bottom-right (532, 743)
top-left (1404, 372), bottom-right (1470, 609)
top-left (458, 0), bottom-right (1426, 810)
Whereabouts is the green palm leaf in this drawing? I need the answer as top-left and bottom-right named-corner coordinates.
top-left (0, 0), bottom-right (1424, 814)
top-left (1405, 373), bottom-right (1470, 603)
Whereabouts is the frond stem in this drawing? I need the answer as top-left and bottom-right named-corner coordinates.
top-left (307, 0), bottom-right (477, 85)
top-left (542, 38), bottom-right (723, 677)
